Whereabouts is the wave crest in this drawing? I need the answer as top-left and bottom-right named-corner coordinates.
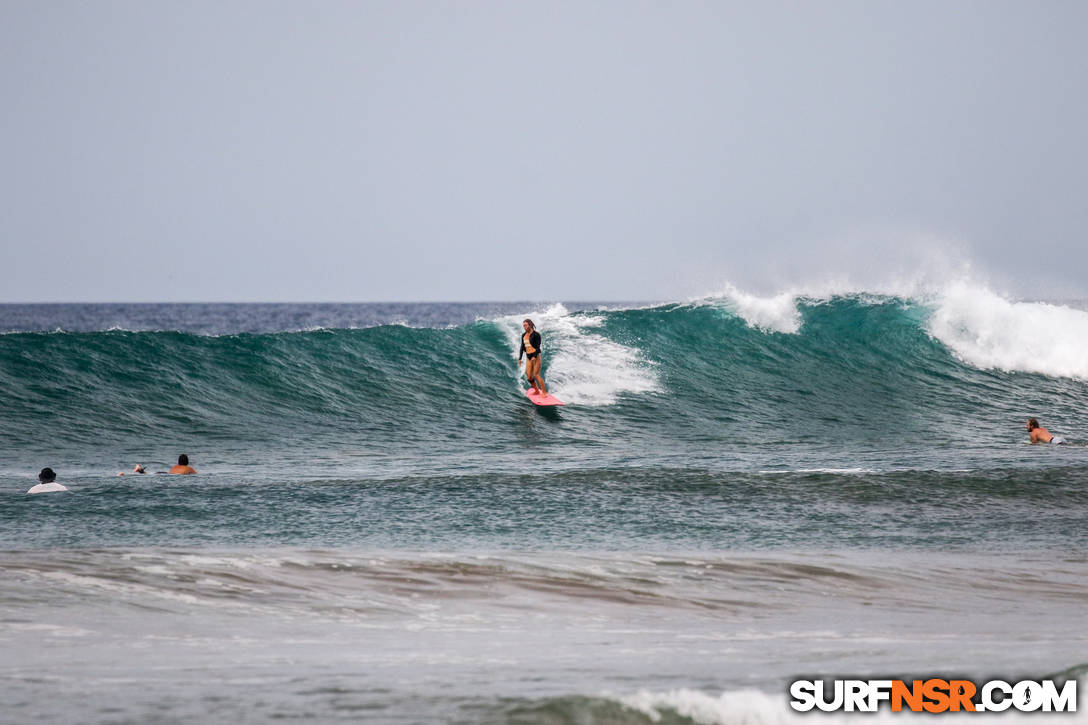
top-left (928, 282), bottom-right (1088, 379)
top-left (699, 280), bottom-right (1088, 380)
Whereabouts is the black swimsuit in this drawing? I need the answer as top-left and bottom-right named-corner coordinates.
top-left (519, 331), bottom-right (541, 361)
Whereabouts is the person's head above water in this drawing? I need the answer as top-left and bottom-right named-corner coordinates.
top-left (1026, 418), bottom-right (1040, 431)
top-left (169, 454), bottom-right (197, 475)
top-left (39, 467), bottom-right (56, 483)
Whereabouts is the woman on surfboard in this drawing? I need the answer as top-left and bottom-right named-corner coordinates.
top-left (518, 319), bottom-right (548, 396)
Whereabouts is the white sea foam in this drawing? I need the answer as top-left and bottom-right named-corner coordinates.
top-left (709, 285), bottom-right (803, 334)
top-left (495, 303), bottom-right (659, 406)
top-left (617, 688), bottom-right (792, 725)
top-left (613, 686), bottom-right (1088, 724)
top-left (927, 281), bottom-right (1088, 380)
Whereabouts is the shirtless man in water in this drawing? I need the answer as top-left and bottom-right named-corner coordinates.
top-left (170, 454), bottom-right (198, 474)
top-left (1026, 418), bottom-right (1065, 445)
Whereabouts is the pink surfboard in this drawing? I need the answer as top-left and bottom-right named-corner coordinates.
top-left (525, 388), bottom-right (566, 407)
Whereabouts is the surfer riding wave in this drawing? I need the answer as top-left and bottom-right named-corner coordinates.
top-left (518, 318), bottom-right (548, 396)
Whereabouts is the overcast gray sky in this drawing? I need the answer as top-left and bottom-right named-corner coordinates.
top-left (2, 0), bottom-right (1085, 302)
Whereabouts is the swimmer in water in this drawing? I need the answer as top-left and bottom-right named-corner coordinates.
top-left (1026, 418), bottom-right (1065, 445)
top-left (27, 467), bottom-right (69, 494)
top-left (169, 454), bottom-right (198, 474)
top-left (518, 318), bottom-right (548, 396)
top-left (118, 464), bottom-right (147, 477)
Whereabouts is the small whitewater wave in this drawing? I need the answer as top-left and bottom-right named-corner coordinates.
top-left (615, 688), bottom-right (795, 725)
top-left (606, 683), bottom-right (1088, 725)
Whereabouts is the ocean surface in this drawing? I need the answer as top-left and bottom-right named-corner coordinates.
top-left (2, 287), bottom-right (1087, 723)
